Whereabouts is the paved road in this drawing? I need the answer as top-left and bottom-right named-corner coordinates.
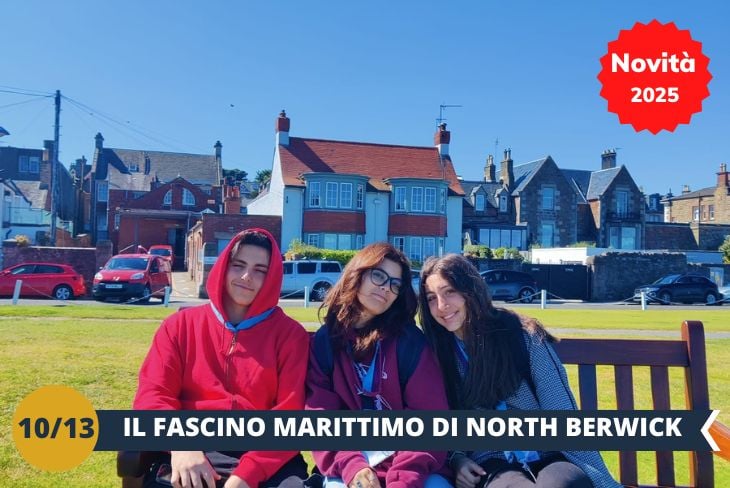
top-left (1, 271), bottom-right (727, 314)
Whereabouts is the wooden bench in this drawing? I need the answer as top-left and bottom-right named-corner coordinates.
top-left (118, 320), bottom-right (729, 487)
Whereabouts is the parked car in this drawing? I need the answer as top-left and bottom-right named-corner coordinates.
top-left (149, 244), bottom-right (174, 268)
top-left (0, 262), bottom-right (86, 300)
top-left (480, 269), bottom-right (538, 303)
top-left (633, 274), bottom-right (723, 305)
top-left (280, 260), bottom-right (342, 301)
top-left (92, 254), bottom-right (172, 303)
top-left (720, 285), bottom-right (730, 304)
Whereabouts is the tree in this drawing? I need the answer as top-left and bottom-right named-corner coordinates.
top-left (255, 169), bottom-right (272, 186)
top-left (720, 235), bottom-right (730, 264)
top-left (222, 168), bottom-right (248, 181)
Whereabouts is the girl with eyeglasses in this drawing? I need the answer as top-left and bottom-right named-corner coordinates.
top-left (306, 242), bottom-right (452, 488)
top-left (418, 254), bottom-right (620, 488)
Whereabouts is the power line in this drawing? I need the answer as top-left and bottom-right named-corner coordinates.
top-left (0, 96), bottom-right (49, 110)
top-left (62, 94), bottom-right (206, 153)
top-left (0, 87), bottom-right (53, 97)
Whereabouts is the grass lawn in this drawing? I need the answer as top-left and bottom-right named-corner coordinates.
top-left (0, 305), bottom-right (727, 487)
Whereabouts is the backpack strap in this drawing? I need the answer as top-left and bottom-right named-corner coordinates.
top-left (395, 323), bottom-right (426, 393)
top-left (313, 324), bottom-right (334, 377)
top-left (313, 322), bottom-right (426, 394)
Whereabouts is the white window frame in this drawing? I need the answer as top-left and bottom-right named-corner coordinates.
top-left (616, 190), bottom-right (629, 216)
top-left (409, 237), bottom-right (422, 263)
top-left (337, 234), bottom-right (352, 250)
top-left (424, 187), bottom-right (436, 212)
top-left (423, 237), bottom-right (436, 259)
top-left (393, 236), bottom-right (405, 252)
top-left (29, 156), bottom-right (40, 173)
top-left (440, 189), bottom-right (446, 213)
top-left (609, 227), bottom-right (619, 248)
top-left (621, 226), bottom-right (636, 249)
top-left (475, 193), bottom-right (485, 212)
top-left (356, 184), bottom-right (364, 209)
top-left (97, 181), bottom-right (109, 202)
top-left (709, 205), bottom-right (715, 221)
top-left (323, 233), bottom-right (337, 249)
top-left (163, 190), bottom-right (172, 205)
top-left (340, 183), bottom-right (353, 208)
top-left (129, 163), bottom-right (139, 172)
top-left (183, 188), bottom-right (196, 206)
top-left (356, 234), bottom-right (363, 249)
top-left (540, 222), bottom-right (554, 247)
top-left (309, 182), bottom-right (321, 207)
top-left (692, 206), bottom-right (699, 221)
top-left (307, 234), bottom-right (319, 247)
top-left (326, 182), bottom-right (338, 208)
top-left (394, 187), bottom-right (406, 212)
top-left (541, 186), bottom-right (555, 210)
top-left (411, 187), bottom-right (424, 212)
top-left (18, 155), bottom-right (29, 172)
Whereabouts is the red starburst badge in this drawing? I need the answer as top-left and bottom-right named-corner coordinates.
top-left (597, 20), bottom-right (712, 134)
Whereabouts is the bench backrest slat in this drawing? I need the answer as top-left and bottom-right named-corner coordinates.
top-left (650, 366), bottom-right (676, 487)
top-left (553, 339), bottom-right (689, 367)
top-left (577, 364), bottom-right (598, 410)
top-left (682, 321), bottom-right (713, 487)
top-left (615, 365), bottom-right (638, 485)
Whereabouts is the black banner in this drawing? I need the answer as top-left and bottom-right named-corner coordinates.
top-left (95, 410), bottom-right (718, 452)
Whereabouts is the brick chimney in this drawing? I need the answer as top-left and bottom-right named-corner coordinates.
top-left (223, 182), bottom-right (241, 214)
top-left (484, 154), bottom-right (495, 182)
top-left (276, 110), bottom-right (290, 146)
top-left (434, 123), bottom-right (450, 157)
top-left (499, 149), bottom-right (514, 188)
top-left (601, 149), bottom-right (617, 169)
top-left (718, 163), bottom-right (729, 190)
top-left (40, 140), bottom-right (54, 189)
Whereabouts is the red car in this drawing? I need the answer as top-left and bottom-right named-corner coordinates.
top-left (0, 262), bottom-right (86, 300)
top-left (92, 254), bottom-right (172, 302)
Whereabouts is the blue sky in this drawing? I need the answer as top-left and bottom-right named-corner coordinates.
top-left (1, 1), bottom-right (728, 196)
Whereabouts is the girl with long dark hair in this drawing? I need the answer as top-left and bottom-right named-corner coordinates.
top-left (306, 242), bottom-right (451, 488)
top-left (419, 254), bottom-right (621, 488)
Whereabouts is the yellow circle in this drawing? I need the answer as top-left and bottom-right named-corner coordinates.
top-left (11, 385), bottom-right (99, 472)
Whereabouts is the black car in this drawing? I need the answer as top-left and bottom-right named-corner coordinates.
top-left (480, 269), bottom-right (538, 303)
top-left (633, 274), bottom-right (723, 305)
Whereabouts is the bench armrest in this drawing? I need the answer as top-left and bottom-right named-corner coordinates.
top-left (710, 421), bottom-right (730, 462)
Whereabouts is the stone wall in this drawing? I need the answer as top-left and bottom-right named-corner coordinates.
top-left (1, 240), bottom-right (113, 297)
top-left (587, 251), bottom-right (687, 301)
top-left (645, 222), bottom-right (698, 250)
top-left (692, 223), bottom-right (730, 250)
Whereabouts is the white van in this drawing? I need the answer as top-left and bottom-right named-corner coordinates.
top-left (280, 260), bottom-right (342, 301)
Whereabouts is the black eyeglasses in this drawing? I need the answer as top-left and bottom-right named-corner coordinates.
top-left (368, 268), bottom-right (403, 295)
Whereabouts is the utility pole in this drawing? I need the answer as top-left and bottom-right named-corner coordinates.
top-left (50, 90), bottom-right (60, 246)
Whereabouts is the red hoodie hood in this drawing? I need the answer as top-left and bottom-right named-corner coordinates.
top-left (205, 228), bottom-right (283, 323)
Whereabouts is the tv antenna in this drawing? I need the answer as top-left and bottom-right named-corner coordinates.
top-left (436, 104), bottom-right (462, 125)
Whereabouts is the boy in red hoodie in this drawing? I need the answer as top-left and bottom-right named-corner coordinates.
top-left (134, 228), bottom-right (309, 488)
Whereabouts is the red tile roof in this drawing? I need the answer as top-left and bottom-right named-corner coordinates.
top-left (278, 137), bottom-right (464, 195)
